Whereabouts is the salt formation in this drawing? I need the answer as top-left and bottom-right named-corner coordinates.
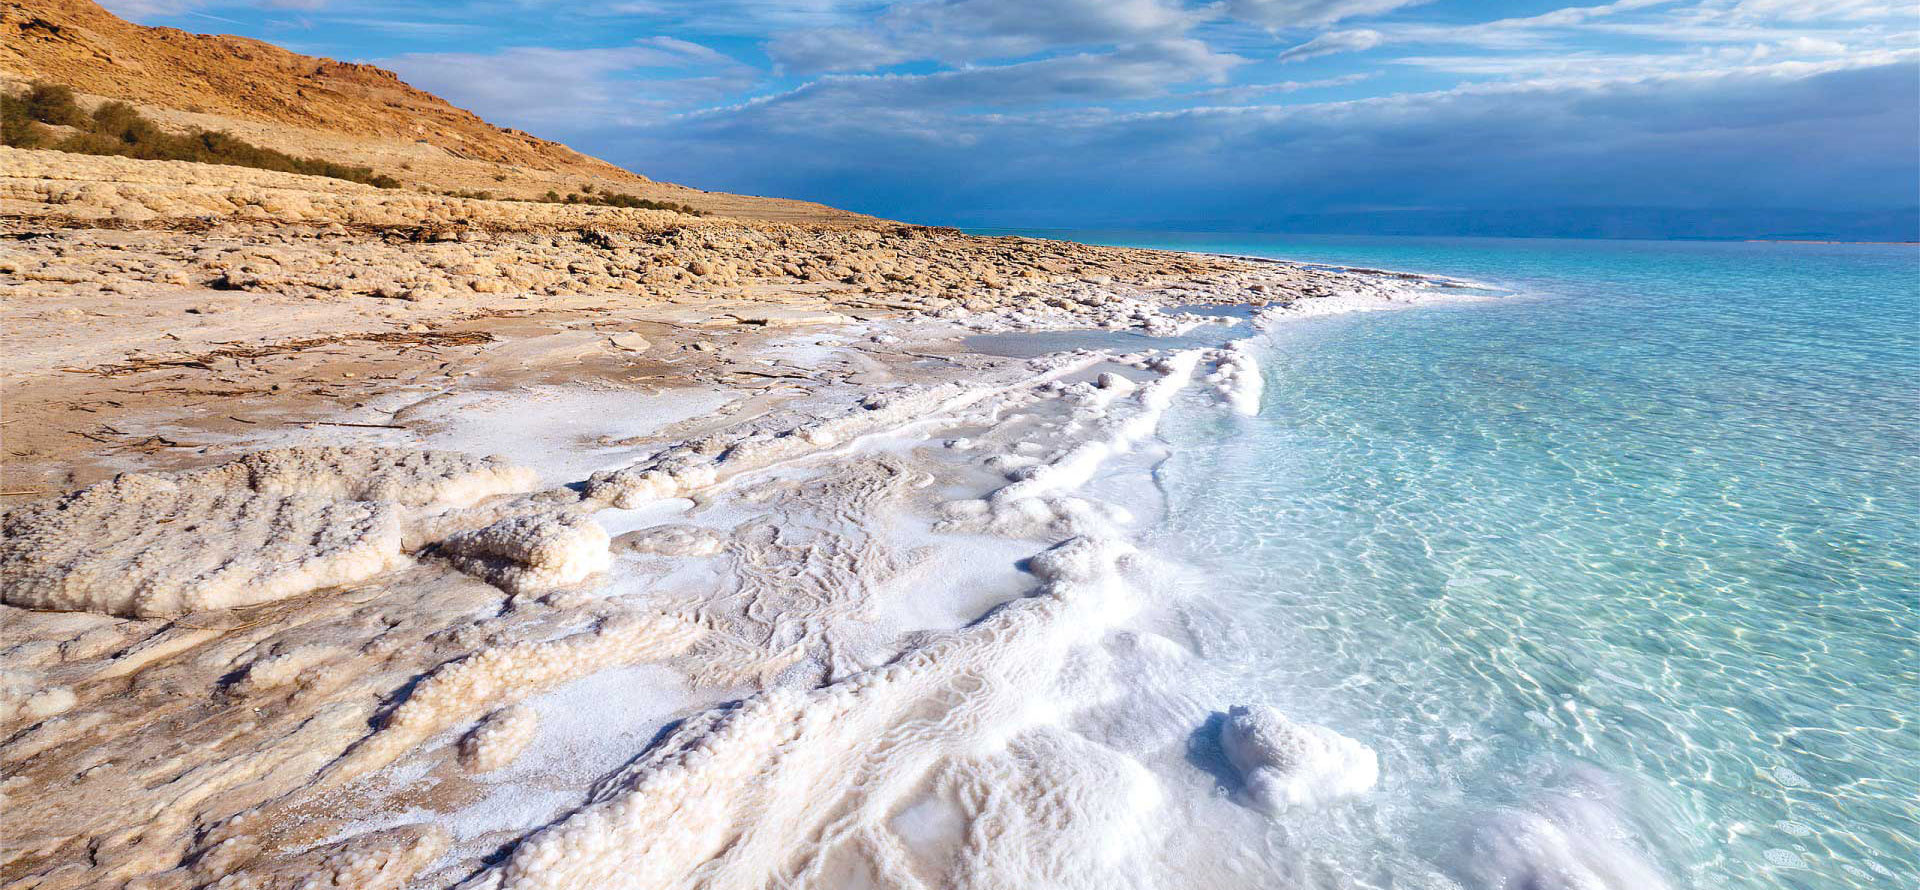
top-left (1, 471), bottom-right (402, 618)
top-left (584, 355), bottom-right (1105, 509)
top-left (234, 644), bottom-right (341, 694)
top-left (0, 447), bottom-right (538, 617)
top-left (440, 511), bottom-right (612, 594)
top-left (322, 613), bottom-right (701, 787)
top-left (1449, 768), bottom-right (1671, 890)
top-left (0, 669), bottom-right (75, 726)
top-left (207, 446), bottom-right (538, 507)
top-left (1206, 344), bottom-right (1264, 416)
top-left (942, 350), bottom-right (1203, 537)
top-left (1221, 704), bottom-right (1379, 813)
top-left (461, 705), bottom-right (540, 773)
top-left (467, 538), bottom-right (1161, 890)
top-left (614, 524), bottom-right (728, 557)
top-left (197, 824), bottom-right (450, 890)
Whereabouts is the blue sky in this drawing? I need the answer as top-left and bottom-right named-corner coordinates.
top-left (106, 1), bottom-right (1920, 232)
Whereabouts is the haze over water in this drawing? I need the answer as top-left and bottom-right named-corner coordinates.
top-left (1019, 233), bottom-right (1920, 888)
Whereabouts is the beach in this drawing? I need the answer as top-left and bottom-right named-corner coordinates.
top-left (0, 147), bottom-right (1469, 888)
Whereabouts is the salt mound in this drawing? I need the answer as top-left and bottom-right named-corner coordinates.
top-left (1221, 704), bottom-right (1378, 813)
top-left (1206, 344), bottom-right (1263, 416)
top-left (461, 705), bottom-right (540, 773)
top-left (614, 524), bottom-right (728, 557)
top-left (1, 472), bottom-right (402, 618)
top-left (1449, 768), bottom-right (1671, 890)
top-left (208, 446), bottom-right (538, 507)
top-left (0, 447), bottom-right (540, 617)
top-left (440, 512), bottom-right (612, 594)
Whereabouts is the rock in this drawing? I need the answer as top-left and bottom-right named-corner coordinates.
top-left (1221, 704), bottom-right (1378, 814)
top-left (607, 332), bottom-right (652, 353)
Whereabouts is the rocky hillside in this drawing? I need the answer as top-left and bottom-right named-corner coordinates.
top-left (0, 0), bottom-right (873, 224)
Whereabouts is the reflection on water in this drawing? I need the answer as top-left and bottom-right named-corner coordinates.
top-left (1131, 236), bottom-right (1919, 888)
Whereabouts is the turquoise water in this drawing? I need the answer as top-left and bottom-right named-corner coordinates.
top-left (1019, 233), bottom-right (1920, 887)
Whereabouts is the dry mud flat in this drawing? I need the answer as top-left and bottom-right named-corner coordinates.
top-left (0, 153), bottom-right (1471, 889)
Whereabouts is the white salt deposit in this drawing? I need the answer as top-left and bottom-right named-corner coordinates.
top-left (322, 612), bottom-right (702, 787)
top-left (1, 471), bottom-right (402, 617)
top-left (404, 385), bottom-right (736, 485)
top-left (236, 644), bottom-right (341, 694)
top-left (465, 536), bottom-right (1158, 890)
top-left (0, 670), bottom-right (75, 726)
top-left (1221, 704), bottom-right (1379, 813)
top-left (0, 447), bottom-right (538, 617)
top-left (585, 354), bottom-right (1107, 509)
top-left (612, 523), bottom-right (728, 557)
top-left (1205, 344), bottom-right (1263, 416)
top-left (942, 349), bottom-right (1203, 537)
top-left (213, 446), bottom-right (538, 507)
top-left (441, 511), bottom-right (613, 594)
top-left (1450, 775), bottom-right (1672, 890)
top-left (461, 705), bottom-right (539, 773)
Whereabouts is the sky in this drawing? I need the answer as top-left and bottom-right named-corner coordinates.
top-left (105, 0), bottom-right (1920, 235)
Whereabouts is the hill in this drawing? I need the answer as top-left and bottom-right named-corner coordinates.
top-left (0, 0), bottom-right (874, 224)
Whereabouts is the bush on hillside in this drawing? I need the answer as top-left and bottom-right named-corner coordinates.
top-left (2, 96), bottom-right (54, 148)
top-left (5, 83), bottom-right (402, 189)
top-left (23, 82), bottom-right (86, 127)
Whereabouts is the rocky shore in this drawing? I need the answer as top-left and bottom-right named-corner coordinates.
top-left (1, 148), bottom-right (1457, 889)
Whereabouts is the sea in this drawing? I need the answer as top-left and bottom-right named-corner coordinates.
top-left (978, 231), bottom-right (1919, 888)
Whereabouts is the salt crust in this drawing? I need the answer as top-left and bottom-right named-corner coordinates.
top-left (461, 705), bottom-right (541, 773)
top-left (465, 537), bottom-right (1153, 890)
top-left (582, 353), bottom-right (1109, 509)
top-left (1221, 704), bottom-right (1379, 813)
top-left (457, 342), bottom-right (1279, 888)
top-left (1205, 343), bottom-right (1263, 416)
top-left (320, 613), bottom-right (702, 789)
top-left (1450, 768), bottom-right (1671, 890)
top-left (939, 349), bottom-right (1205, 538)
top-left (441, 511), bottom-right (614, 594)
top-left (198, 824), bottom-right (449, 890)
top-left (0, 446), bottom-right (539, 617)
top-left (0, 669), bottom-right (75, 726)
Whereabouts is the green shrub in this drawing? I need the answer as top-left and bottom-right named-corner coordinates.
top-left (8, 83), bottom-right (403, 189)
top-left (522, 187), bottom-right (702, 215)
top-left (22, 82), bottom-right (86, 127)
top-left (2, 94), bottom-right (54, 148)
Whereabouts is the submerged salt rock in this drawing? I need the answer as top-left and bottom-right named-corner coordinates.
top-left (0, 446), bottom-right (540, 618)
top-left (461, 704), bottom-right (540, 773)
top-left (440, 511), bottom-right (612, 594)
top-left (1222, 704), bottom-right (1378, 813)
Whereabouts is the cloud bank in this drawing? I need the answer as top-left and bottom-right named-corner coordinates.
top-left (111, 0), bottom-right (1920, 236)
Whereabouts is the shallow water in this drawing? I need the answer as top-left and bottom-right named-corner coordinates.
top-left (1014, 233), bottom-right (1919, 887)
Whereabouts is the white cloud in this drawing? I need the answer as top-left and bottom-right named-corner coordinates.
top-left (382, 37), bottom-right (755, 128)
top-left (1278, 29), bottom-right (1382, 62)
top-left (737, 39), bottom-right (1245, 119)
top-left (1225, 0), bottom-right (1428, 29)
top-left (768, 0), bottom-right (1205, 73)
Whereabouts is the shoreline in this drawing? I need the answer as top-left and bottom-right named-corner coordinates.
top-left (0, 151), bottom-right (1467, 887)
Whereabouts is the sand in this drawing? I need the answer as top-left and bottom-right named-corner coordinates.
top-left (0, 150), bottom-right (1473, 888)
